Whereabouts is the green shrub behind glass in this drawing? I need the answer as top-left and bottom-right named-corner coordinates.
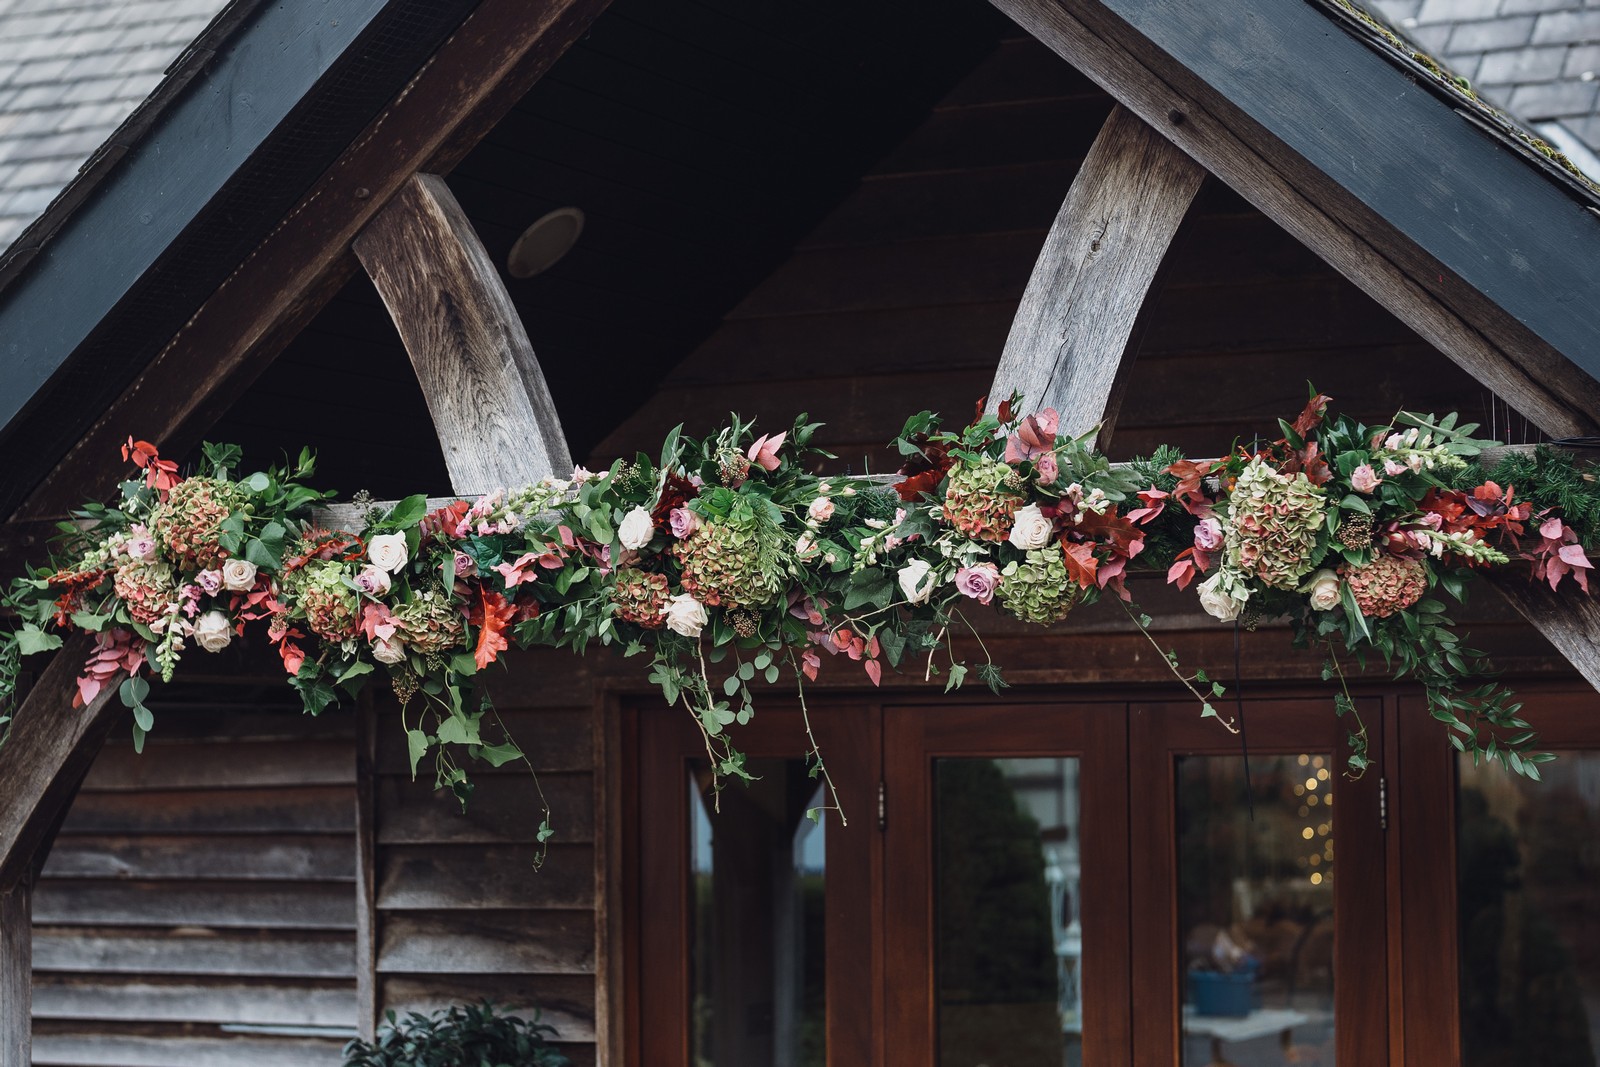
top-left (342, 1000), bottom-right (572, 1067)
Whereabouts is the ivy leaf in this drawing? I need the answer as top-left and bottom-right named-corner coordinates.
top-left (70, 611), bottom-right (112, 632)
top-left (977, 662), bottom-right (1008, 694)
top-left (16, 625), bottom-right (62, 655)
top-left (406, 729), bottom-right (431, 778)
top-left (945, 662), bottom-right (968, 693)
top-left (384, 494), bottom-right (428, 530)
top-left (436, 711), bottom-right (484, 747)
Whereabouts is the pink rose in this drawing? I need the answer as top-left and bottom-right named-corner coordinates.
top-left (1351, 464), bottom-right (1381, 493)
top-left (955, 563), bottom-right (1001, 605)
top-left (1384, 459), bottom-right (1407, 477)
top-left (355, 565), bottom-right (392, 597)
top-left (196, 569), bottom-right (223, 595)
top-left (1004, 409), bottom-right (1060, 463)
top-left (1193, 516), bottom-right (1225, 552)
top-left (1035, 453), bottom-right (1059, 485)
top-left (808, 497), bottom-right (835, 523)
top-left (669, 507), bottom-right (698, 539)
top-left (453, 550), bottom-right (477, 578)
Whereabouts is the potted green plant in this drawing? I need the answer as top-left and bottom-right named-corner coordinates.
top-left (342, 1001), bottom-right (571, 1067)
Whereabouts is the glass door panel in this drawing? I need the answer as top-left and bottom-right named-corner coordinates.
top-left (935, 757), bottom-right (1084, 1067)
top-left (884, 703), bottom-right (1130, 1067)
top-left (1458, 751), bottom-right (1600, 1066)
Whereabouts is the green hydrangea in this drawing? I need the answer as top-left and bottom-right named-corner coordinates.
top-left (943, 458), bottom-right (1024, 542)
top-left (1226, 458), bottom-right (1326, 590)
top-left (997, 548), bottom-right (1082, 625)
top-left (285, 559), bottom-right (360, 640)
top-left (672, 517), bottom-right (786, 609)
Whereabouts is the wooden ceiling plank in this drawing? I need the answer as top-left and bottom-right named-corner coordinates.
top-left (988, 104), bottom-right (1204, 446)
top-left (354, 173), bottom-right (572, 493)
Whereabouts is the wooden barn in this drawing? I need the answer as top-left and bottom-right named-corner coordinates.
top-left (2, 0), bottom-right (1600, 1064)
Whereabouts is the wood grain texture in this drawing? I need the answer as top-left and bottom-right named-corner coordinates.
top-left (988, 104), bottom-right (1203, 444)
top-left (376, 912), bottom-right (595, 975)
top-left (31, 977), bottom-right (356, 1026)
top-left (31, 930), bottom-right (353, 978)
top-left (30, 1032), bottom-right (347, 1067)
top-left (1487, 572), bottom-right (1600, 692)
top-left (0, 635), bottom-right (122, 891)
top-left (355, 699), bottom-right (378, 1041)
top-left (40, 836), bottom-right (354, 882)
top-left (0, 883), bottom-right (28, 1067)
top-left (989, 0), bottom-right (1600, 439)
top-left (354, 173), bottom-right (571, 494)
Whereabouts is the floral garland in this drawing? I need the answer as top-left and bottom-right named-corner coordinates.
top-left (2, 393), bottom-right (1595, 838)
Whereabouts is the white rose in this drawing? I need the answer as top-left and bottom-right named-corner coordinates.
top-left (898, 559), bottom-right (935, 605)
top-left (617, 506), bottom-right (655, 550)
top-left (661, 593), bottom-right (708, 638)
top-left (1197, 570), bottom-right (1250, 622)
top-left (1007, 503), bottom-right (1054, 551)
top-left (371, 636), bottom-right (407, 665)
top-left (193, 610), bottom-right (233, 653)
top-left (368, 532), bottom-right (409, 573)
top-left (1302, 568), bottom-right (1342, 612)
top-left (221, 558), bottom-right (258, 592)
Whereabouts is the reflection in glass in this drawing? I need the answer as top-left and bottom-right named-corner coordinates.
top-left (689, 760), bottom-right (826, 1067)
top-left (1176, 755), bottom-right (1336, 1065)
top-left (935, 757), bottom-right (1082, 1067)
top-left (1459, 753), bottom-right (1600, 1067)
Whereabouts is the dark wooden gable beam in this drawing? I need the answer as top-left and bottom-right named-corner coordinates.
top-left (989, 0), bottom-right (1600, 441)
top-left (988, 104), bottom-right (1204, 446)
top-left (9, 0), bottom-right (611, 525)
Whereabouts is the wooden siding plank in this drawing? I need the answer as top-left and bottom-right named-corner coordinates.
top-left (31, 883), bottom-right (354, 930)
top-left (376, 912), bottom-right (594, 975)
top-left (354, 172), bottom-right (572, 495)
top-left (381, 973), bottom-right (595, 1040)
top-left (376, 845), bottom-right (593, 911)
top-left (989, 104), bottom-right (1204, 443)
top-left (40, 835), bottom-right (354, 883)
top-left (31, 1032), bottom-right (346, 1067)
top-left (59, 788), bottom-right (355, 836)
top-left (32, 978), bottom-right (356, 1028)
top-left (377, 774), bottom-right (594, 845)
top-left (80, 741), bottom-right (355, 792)
top-left (32, 931), bottom-right (353, 978)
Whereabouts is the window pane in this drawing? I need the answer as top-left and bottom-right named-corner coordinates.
top-left (934, 757), bottom-right (1083, 1067)
top-left (690, 759), bottom-right (826, 1067)
top-left (1176, 755), bottom-right (1337, 1065)
top-left (1459, 753), bottom-right (1600, 1066)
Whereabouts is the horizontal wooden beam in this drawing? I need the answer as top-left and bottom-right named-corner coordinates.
top-left (354, 174), bottom-right (571, 493)
top-left (990, 104), bottom-right (1204, 446)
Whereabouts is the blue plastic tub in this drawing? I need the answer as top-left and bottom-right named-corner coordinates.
top-left (1187, 969), bottom-right (1255, 1017)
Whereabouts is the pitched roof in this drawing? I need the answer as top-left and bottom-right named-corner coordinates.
top-left (1368, 0), bottom-right (1600, 158)
top-left (0, 0), bottom-right (230, 251)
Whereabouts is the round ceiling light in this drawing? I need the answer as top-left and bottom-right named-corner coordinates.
top-left (507, 207), bottom-right (585, 279)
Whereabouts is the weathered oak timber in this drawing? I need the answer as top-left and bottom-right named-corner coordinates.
top-left (988, 104), bottom-right (1203, 444)
top-left (354, 173), bottom-right (572, 494)
top-left (0, 882), bottom-right (27, 1067)
top-left (1488, 574), bottom-right (1600, 692)
top-left (11, 0), bottom-right (610, 522)
top-left (987, 0), bottom-right (1600, 440)
top-left (0, 635), bottom-right (122, 892)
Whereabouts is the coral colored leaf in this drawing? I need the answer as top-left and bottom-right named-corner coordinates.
top-left (469, 586), bottom-right (516, 670)
top-left (1061, 541), bottom-right (1099, 587)
top-left (863, 658), bottom-right (882, 687)
top-left (1292, 393), bottom-right (1334, 437)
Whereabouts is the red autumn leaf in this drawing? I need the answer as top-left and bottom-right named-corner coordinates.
top-left (1166, 459), bottom-right (1216, 513)
top-left (863, 658), bottom-right (882, 687)
top-left (1292, 393), bottom-right (1335, 437)
top-left (893, 466), bottom-right (947, 502)
top-left (1289, 441), bottom-right (1334, 486)
top-left (1167, 555), bottom-right (1200, 590)
top-left (997, 396), bottom-right (1014, 424)
top-left (1061, 541), bottom-right (1099, 587)
top-left (1076, 509), bottom-right (1145, 559)
top-left (468, 585), bottom-right (516, 670)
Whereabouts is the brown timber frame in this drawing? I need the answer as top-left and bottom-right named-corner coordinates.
top-left (3, 2), bottom-right (1600, 1062)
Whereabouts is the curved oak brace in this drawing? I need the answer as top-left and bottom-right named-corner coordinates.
top-left (354, 173), bottom-right (572, 494)
top-left (989, 104), bottom-right (1204, 445)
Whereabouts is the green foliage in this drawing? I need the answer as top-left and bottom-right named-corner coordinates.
top-left (341, 1001), bottom-right (570, 1067)
top-left (1478, 445), bottom-right (1600, 548)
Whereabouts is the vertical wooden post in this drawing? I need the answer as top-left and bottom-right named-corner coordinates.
top-left (0, 880), bottom-right (30, 1067)
top-left (354, 694), bottom-right (379, 1042)
top-left (987, 104), bottom-right (1204, 445)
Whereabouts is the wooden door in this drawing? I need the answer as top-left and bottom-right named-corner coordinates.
top-left (1129, 697), bottom-right (1388, 1067)
top-left (882, 700), bottom-right (1132, 1067)
top-left (626, 701), bottom-right (879, 1067)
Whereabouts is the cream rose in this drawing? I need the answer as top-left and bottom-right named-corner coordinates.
top-left (355, 565), bottom-right (391, 597)
top-left (371, 636), bottom-right (407, 665)
top-left (661, 593), bottom-right (708, 638)
top-left (367, 533), bottom-right (409, 573)
top-left (1302, 568), bottom-right (1342, 612)
top-left (808, 497), bottom-right (835, 523)
top-left (221, 558), bottom-right (258, 592)
top-left (1197, 569), bottom-right (1250, 622)
top-left (898, 559), bottom-right (935, 605)
top-left (618, 506), bottom-right (655, 550)
top-left (1007, 503), bottom-right (1054, 551)
top-left (193, 610), bottom-right (233, 653)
